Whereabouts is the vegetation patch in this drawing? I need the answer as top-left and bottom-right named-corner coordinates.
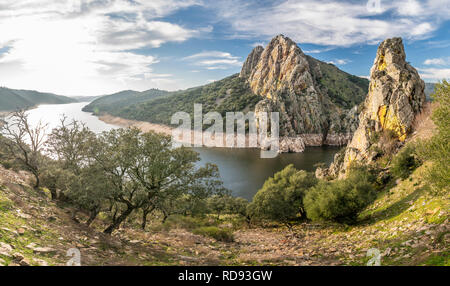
top-left (193, 226), bottom-right (234, 242)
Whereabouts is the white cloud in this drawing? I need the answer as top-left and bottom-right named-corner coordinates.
top-left (210, 0), bottom-right (450, 46)
top-left (303, 47), bottom-right (335, 54)
top-left (183, 51), bottom-right (242, 70)
top-left (0, 0), bottom-right (203, 96)
top-left (424, 57), bottom-right (450, 66)
top-left (418, 68), bottom-right (450, 81)
top-left (251, 42), bottom-right (266, 47)
top-left (328, 59), bottom-right (350, 65)
top-left (183, 51), bottom-right (238, 61)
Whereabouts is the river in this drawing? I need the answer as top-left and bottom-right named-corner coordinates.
top-left (12, 102), bottom-right (339, 200)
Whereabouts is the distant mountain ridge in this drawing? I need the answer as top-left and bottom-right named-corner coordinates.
top-left (83, 89), bottom-right (170, 115)
top-left (0, 87), bottom-right (77, 111)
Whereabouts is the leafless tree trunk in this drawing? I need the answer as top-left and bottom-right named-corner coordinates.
top-left (1, 110), bottom-right (48, 189)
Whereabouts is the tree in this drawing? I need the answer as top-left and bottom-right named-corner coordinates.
top-left (39, 160), bottom-right (73, 200)
top-left (46, 117), bottom-right (96, 174)
top-left (249, 165), bottom-right (317, 228)
top-left (304, 165), bottom-right (376, 224)
top-left (64, 163), bottom-right (113, 226)
top-left (207, 195), bottom-right (231, 219)
top-left (207, 194), bottom-right (249, 219)
top-left (1, 110), bottom-right (47, 189)
top-left (43, 118), bottom-right (97, 201)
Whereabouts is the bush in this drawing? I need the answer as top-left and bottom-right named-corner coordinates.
top-left (193, 226), bottom-right (234, 242)
top-left (248, 165), bottom-right (317, 227)
top-left (207, 195), bottom-right (249, 218)
top-left (304, 165), bottom-right (377, 224)
top-left (391, 144), bottom-right (421, 179)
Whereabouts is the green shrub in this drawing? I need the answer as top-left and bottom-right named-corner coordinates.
top-left (193, 226), bottom-right (234, 242)
top-left (206, 195), bottom-right (249, 218)
top-left (391, 144), bottom-right (421, 179)
top-left (248, 165), bottom-right (317, 227)
top-left (304, 165), bottom-right (377, 224)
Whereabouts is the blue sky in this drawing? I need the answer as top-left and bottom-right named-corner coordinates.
top-left (0, 0), bottom-right (449, 96)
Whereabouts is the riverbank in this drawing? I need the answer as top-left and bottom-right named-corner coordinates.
top-left (99, 114), bottom-right (173, 136)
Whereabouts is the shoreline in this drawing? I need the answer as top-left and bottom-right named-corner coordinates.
top-left (99, 114), bottom-right (174, 137)
top-left (97, 113), bottom-right (350, 153)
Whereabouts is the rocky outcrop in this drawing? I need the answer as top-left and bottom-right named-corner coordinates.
top-left (241, 35), bottom-right (367, 152)
top-left (328, 37), bottom-right (426, 176)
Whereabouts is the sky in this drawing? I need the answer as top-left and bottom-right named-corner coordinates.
top-left (0, 0), bottom-right (449, 97)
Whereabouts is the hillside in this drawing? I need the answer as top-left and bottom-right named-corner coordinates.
top-left (83, 89), bottom-right (170, 115)
top-left (0, 88), bottom-right (77, 111)
top-left (0, 153), bottom-right (447, 266)
top-left (83, 75), bottom-right (260, 126)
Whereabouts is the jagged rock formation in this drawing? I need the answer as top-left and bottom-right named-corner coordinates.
top-left (240, 35), bottom-right (368, 152)
top-left (240, 46), bottom-right (264, 78)
top-left (325, 37), bottom-right (426, 177)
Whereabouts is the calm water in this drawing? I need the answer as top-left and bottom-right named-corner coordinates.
top-left (12, 103), bottom-right (339, 200)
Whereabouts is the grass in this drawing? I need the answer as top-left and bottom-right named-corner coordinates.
top-left (421, 251), bottom-right (450, 266)
top-left (193, 226), bottom-right (234, 242)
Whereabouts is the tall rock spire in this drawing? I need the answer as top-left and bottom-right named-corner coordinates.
top-left (326, 37), bottom-right (426, 177)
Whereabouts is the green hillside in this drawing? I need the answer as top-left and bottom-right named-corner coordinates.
top-left (307, 56), bottom-right (370, 109)
top-left (0, 88), bottom-right (77, 111)
top-left (82, 89), bottom-right (170, 115)
top-left (84, 75), bottom-right (260, 126)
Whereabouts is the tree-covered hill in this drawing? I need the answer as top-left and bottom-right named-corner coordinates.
top-left (82, 89), bottom-right (170, 115)
top-left (0, 87), bottom-right (77, 111)
top-left (83, 75), bottom-right (261, 126)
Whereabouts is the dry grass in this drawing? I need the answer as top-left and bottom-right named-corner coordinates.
top-left (410, 102), bottom-right (437, 141)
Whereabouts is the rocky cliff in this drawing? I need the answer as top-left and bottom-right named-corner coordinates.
top-left (240, 35), bottom-right (368, 152)
top-left (323, 37), bottom-right (426, 177)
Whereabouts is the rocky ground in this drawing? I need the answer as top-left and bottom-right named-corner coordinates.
top-left (0, 161), bottom-right (448, 266)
